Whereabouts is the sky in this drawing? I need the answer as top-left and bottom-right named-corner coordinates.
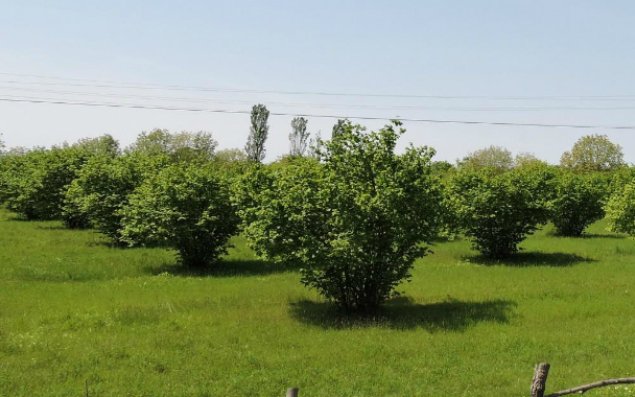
top-left (1, 0), bottom-right (635, 163)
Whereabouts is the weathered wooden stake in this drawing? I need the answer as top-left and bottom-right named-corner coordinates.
top-left (286, 387), bottom-right (299, 397)
top-left (530, 363), bottom-right (550, 397)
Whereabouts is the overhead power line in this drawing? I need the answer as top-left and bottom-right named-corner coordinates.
top-left (5, 87), bottom-right (635, 112)
top-left (2, 71), bottom-right (635, 101)
top-left (2, 96), bottom-right (635, 130)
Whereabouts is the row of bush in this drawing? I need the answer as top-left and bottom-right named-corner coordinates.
top-left (1, 124), bottom-right (634, 311)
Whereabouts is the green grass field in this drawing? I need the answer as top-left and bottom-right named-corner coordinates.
top-left (1, 208), bottom-right (634, 396)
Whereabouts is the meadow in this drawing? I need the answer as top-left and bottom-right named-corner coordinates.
top-left (1, 208), bottom-right (634, 397)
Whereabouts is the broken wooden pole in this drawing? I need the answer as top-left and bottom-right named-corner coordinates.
top-left (531, 363), bottom-right (550, 397)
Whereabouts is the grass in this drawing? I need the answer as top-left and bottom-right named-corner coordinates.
top-left (1, 209), bottom-right (634, 396)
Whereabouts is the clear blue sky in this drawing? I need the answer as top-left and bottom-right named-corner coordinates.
top-left (2, 0), bottom-right (635, 163)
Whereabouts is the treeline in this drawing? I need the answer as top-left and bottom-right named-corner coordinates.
top-left (0, 107), bottom-right (634, 312)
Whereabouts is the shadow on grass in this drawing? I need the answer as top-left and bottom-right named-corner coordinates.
top-left (148, 258), bottom-right (303, 277)
top-left (289, 297), bottom-right (515, 331)
top-left (545, 230), bottom-right (625, 240)
top-left (464, 252), bottom-right (594, 267)
top-left (577, 233), bottom-right (625, 240)
top-left (36, 224), bottom-right (82, 231)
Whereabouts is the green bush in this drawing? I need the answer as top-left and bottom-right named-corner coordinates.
top-left (3, 148), bottom-right (84, 220)
top-left (63, 153), bottom-right (168, 243)
top-left (120, 164), bottom-right (239, 268)
top-left (240, 121), bottom-right (444, 312)
top-left (606, 179), bottom-right (635, 236)
top-left (448, 167), bottom-right (552, 258)
top-left (0, 136), bottom-right (119, 222)
top-left (550, 172), bottom-right (606, 236)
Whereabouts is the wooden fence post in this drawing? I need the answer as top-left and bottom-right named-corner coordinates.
top-left (531, 363), bottom-right (550, 397)
top-left (286, 387), bottom-right (299, 397)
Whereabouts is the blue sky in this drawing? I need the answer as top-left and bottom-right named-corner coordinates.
top-left (1, 0), bottom-right (635, 162)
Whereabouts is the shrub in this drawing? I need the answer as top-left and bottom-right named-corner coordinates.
top-left (240, 121), bottom-right (444, 312)
top-left (550, 172), bottom-right (606, 236)
top-left (606, 179), bottom-right (635, 236)
top-left (63, 153), bottom-right (168, 242)
top-left (3, 147), bottom-right (86, 220)
top-left (448, 167), bottom-right (552, 258)
top-left (120, 164), bottom-right (240, 268)
top-left (0, 136), bottom-right (119, 222)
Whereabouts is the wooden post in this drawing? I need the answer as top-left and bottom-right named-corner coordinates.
top-left (531, 363), bottom-right (550, 397)
top-left (286, 387), bottom-right (299, 397)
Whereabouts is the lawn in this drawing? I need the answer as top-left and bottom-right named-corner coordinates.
top-left (1, 208), bottom-right (634, 396)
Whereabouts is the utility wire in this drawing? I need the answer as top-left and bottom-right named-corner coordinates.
top-left (2, 72), bottom-right (635, 101)
top-left (4, 88), bottom-right (635, 112)
top-left (2, 96), bottom-right (635, 130)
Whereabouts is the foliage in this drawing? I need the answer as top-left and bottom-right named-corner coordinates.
top-left (63, 153), bottom-right (168, 242)
top-left (458, 145), bottom-right (514, 172)
top-left (331, 119), bottom-right (347, 138)
top-left (2, 147), bottom-right (97, 220)
top-left (606, 178), bottom-right (635, 236)
top-left (560, 134), bottom-right (625, 171)
top-left (430, 160), bottom-right (454, 175)
top-left (120, 164), bottom-right (240, 267)
top-left (241, 121), bottom-right (444, 311)
top-left (448, 167), bottom-right (553, 258)
top-left (73, 134), bottom-right (120, 158)
top-left (289, 117), bottom-right (310, 157)
top-left (214, 148), bottom-right (248, 163)
top-left (244, 104), bottom-right (269, 162)
top-left (550, 172), bottom-right (606, 236)
top-left (127, 129), bottom-right (217, 163)
top-left (514, 152), bottom-right (547, 168)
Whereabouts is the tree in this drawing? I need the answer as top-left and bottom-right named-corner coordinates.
top-left (240, 121), bottom-right (444, 312)
top-left (127, 129), bottom-right (217, 163)
top-left (0, 133), bottom-right (5, 155)
top-left (214, 148), bottom-right (248, 163)
top-left (514, 152), bottom-right (546, 168)
top-left (331, 119), bottom-right (347, 138)
top-left (606, 179), bottom-right (635, 236)
top-left (448, 167), bottom-right (553, 258)
top-left (120, 164), bottom-right (240, 268)
top-left (459, 145), bottom-right (514, 172)
top-left (550, 172), bottom-right (606, 236)
top-left (560, 134), bottom-right (625, 171)
top-left (245, 104), bottom-right (269, 162)
top-left (289, 117), bottom-right (310, 157)
top-left (74, 135), bottom-right (120, 158)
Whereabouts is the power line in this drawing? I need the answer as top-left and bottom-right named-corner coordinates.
top-left (2, 96), bottom-right (635, 130)
top-left (2, 71), bottom-right (635, 101)
top-left (5, 87), bottom-right (635, 112)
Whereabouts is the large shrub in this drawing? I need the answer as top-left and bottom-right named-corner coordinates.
top-left (63, 153), bottom-right (168, 242)
top-left (0, 136), bottom-right (119, 222)
top-left (3, 148), bottom-right (84, 220)
top-left (120, 164), bottom-right (239, 268)
top-left (448, 167), bottom-right (552, 258)
top-left (550, 172), bottom-right (606, 236)
top-left (606, 179), bottom-right (635, 236)
top-left (240, 121), bottom-right (444, 312)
